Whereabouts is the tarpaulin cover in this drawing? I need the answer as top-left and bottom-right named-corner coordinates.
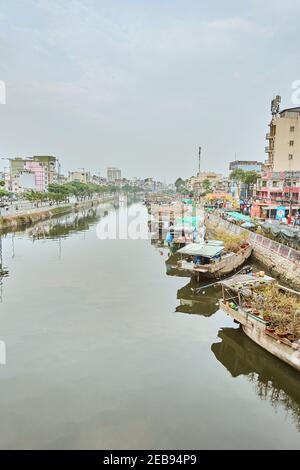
top-left (177, 243), bottom-right (224, 258)
top-left (260, 222), bottom-right (300, 250)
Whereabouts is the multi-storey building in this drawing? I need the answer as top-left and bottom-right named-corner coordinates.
top-left (107, 167), bottom-right (121, 182)
top-left (68, 170), bottom-right (91, 184)
top-left (24, 161), bottom-right (48, 191)
top-left (265, 99), bottom-right (300, 171)
top-left (186, 172), bottom-right (223, 193)
top-left (32, 156), bottom-right (59, 184)
top-left (256, 171), bottom-right (300, 204)
top-left (229, 160), bottom-right (263, 173)
top-left (10, 156), bottom-right (58, 190)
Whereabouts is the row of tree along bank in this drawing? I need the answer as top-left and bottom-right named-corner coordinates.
top-left (0, 181), bottom-right (144, 207)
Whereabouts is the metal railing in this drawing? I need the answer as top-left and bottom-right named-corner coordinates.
top-left (208, 214), bottom-right (300, 266)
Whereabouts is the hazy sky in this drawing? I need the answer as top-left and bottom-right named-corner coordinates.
top-left (0, 0), bottom-right (300, 181)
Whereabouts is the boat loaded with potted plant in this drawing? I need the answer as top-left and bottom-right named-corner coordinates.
top-left (219, 273), bottom-right (300, 372)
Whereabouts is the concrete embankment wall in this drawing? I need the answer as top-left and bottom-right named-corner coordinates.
top-left (0, 197), bottom-right (114, 234)
top-left (206, 213), bottom-right (300, 289)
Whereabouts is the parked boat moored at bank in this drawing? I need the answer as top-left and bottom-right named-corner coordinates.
top-left (219, 273), bottom-right (300, 372)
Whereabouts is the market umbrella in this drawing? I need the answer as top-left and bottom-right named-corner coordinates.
top-left (241, 222), bottom-right (256, 229)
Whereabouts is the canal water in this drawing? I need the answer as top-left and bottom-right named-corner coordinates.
top-left (0, 202), bottom-right (299, 449)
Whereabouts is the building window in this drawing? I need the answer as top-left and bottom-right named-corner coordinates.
top-left (272, 181), bottom-right (278, 187)
top-left (290, 126), bottom-right (295, 132)
top-left (289, 140), bottom-right (294, 146)
top-left (262, 181), bottom-right (267, 187)
top-left (289, 154), bottom-right (293, 160)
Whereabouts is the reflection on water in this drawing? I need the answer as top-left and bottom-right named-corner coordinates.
top-left (0, 201), bottom-right (299, 449)
top-left (0, 203), bottom-right (117, 299)
top-left (212, 327), bottom-right (300, 431)
top-left (176, 279), bottom-right (219, 316)
top-left (176, 278), bottom-right (300, 432)
top-left (165, 252), bottom-right (191, 278)
top-left (27, 205), bottom-right (117, 240)
top-left (0, 236), bottom-right (9, 303)
top-left (153, 237), bottom-right (300, 435)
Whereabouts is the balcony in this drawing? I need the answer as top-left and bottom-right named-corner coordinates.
top-left (265, 146), bottom-right (271, 153)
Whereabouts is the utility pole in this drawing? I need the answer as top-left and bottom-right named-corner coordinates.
top-left (197, 146), bottom-right (202, 201)
top-left (198, 146), bottom-right (201, 176)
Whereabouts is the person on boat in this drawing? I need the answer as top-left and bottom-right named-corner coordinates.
top-left (198, 224), bottom-right (206, 242)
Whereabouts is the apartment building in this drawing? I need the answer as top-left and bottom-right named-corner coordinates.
top-left (256, 171), bottom-right (300, 204)
top-left (68, 170), bottom-right (91, 184)
top-left (265, 102), bottom-right (300, 171)
top-left (107, 167), bottom-right (121, 182)
top-left (10, 155), bottom-right (58, 190)
top-left (187, 172), bottom-right (223, 193)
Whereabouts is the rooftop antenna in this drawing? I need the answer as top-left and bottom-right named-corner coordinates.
top-left (271, 95), bottom-right (281, 116)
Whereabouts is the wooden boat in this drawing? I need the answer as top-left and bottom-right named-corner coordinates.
top-left (175, 241), bottom-right (252, 280)
top-left (219, 274), bottom-right (300, 372)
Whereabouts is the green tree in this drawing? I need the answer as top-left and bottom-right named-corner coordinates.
top-left (175, 177), bottom-right (185, 192)
top-left (229, 168), bottom-right (245, 183)
top-left (202, 178), bottom-right (212, 194)
top-left (229, 169), bottom-right (245, 198)
top-left (0, 189), bottom-right (9, 199)
top-left (243, 171), bottom-right (259, 197)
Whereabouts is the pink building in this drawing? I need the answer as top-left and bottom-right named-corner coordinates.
top-left (24, 161), bottom-right (47, 192)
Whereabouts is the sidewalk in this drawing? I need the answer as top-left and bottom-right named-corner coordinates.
top-left (0, 195), bottom-right (112, 218)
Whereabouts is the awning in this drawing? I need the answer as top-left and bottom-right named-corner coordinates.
top-left (227, 212), bottom-right (252, 221)
top-left (241, 222), bottom-right (256, 228)
top-left (177, 243), bottom-right (224, 258)
top-left (175, 216), bottom-right (202, 223)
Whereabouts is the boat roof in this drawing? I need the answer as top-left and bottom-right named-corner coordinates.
top-left (220, 273), bottom-right (275, 292)
top-left (177, 243), bottom-right (224, 258)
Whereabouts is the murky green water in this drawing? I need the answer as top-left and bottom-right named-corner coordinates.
top-left (0, 202), bottom-right (299, 449)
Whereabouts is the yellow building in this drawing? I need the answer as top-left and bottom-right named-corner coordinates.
top-left (68, 170), bottom-right (91, 184)
top-left (266, 106), bottom-right (300, 171)
top-left (187, 172), bottom-right (224, 193)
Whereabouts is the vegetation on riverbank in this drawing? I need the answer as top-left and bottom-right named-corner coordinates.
top-left (212, 229), bottom-right (248, 252)
top-left (0, 181), bottom-right (144, 206)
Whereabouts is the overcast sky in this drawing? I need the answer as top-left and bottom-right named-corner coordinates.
top-left (0, 0), bottom-right (299, 181)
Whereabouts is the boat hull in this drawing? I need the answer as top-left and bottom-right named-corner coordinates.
top-left (220, 301), bottom-right (300, 372)
top-left (193, 245), bottom-right (253, 280)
